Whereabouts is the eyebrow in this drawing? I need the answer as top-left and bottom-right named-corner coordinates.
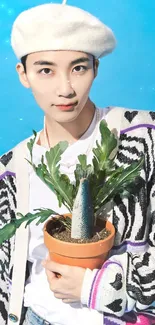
top-left (33, 57), bottom-right (90, 66)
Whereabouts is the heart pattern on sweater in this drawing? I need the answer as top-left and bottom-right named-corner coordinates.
top-left (106, 298), bottom-right (123, 312)
top-left (125, 111), bottom-right (138, 123)
top-left (110, 273), bottom-right (123, 290)
top-left (149, 112), bottom-right (155, 121)
top-left (0, 151), bottom-right (13, 167)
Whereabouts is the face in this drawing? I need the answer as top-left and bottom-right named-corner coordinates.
top-left (16, 50), bottom-right (99, 123)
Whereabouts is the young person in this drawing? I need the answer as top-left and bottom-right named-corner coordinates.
top-left (0, 2), bottom-right (155, 325)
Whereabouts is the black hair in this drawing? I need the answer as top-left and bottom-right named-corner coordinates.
top-left (21, 55), bottom-right (28, 73)
top-left (21, 54), bottom-right (97, 74)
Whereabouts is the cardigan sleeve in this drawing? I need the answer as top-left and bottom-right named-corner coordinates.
top-left (0, 151), bottom-right (16, 325)
top-left (81, 246), bottom-right (155, 316)
top-left (81, 109), bottom-right (155, 317)
top-left (81, 172), bottom-right (155, 316)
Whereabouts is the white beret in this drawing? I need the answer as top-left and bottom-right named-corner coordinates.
top-left (11, 3), bottom-right (116, 59)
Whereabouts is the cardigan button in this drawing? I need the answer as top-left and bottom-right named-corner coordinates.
top-left (8, 314), bottom-right (18, 322)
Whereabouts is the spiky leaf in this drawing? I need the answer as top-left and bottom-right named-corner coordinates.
top-left (0, 222), bottom-right (17, 245)
top-left (92, 120), bottom-right (117, 171)
top-left (95, 157), bottom-right (144, 213)
top-left (27, 130), bottom-right (37, 161)
top-left (45, 142), bottom-right (76, 210)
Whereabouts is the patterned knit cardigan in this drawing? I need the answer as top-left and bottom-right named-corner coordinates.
top-left (0, 107), bottom-right (155, 325)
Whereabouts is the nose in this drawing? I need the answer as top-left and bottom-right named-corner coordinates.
top-left (56, 75), bottom-right (75, 98)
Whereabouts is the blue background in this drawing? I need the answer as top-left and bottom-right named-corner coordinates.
top-left (0, 0), bottom-right (155, 154)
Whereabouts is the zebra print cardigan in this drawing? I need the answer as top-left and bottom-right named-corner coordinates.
top-left (0, 107), bottom-right (155, 325)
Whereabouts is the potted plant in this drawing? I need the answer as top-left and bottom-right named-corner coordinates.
top-left (0, 120), bottom-right (143, 270)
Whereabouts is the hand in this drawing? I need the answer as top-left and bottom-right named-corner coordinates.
top-left (42, 259), bottom-right (86, 303)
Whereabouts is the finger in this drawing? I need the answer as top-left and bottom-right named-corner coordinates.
top-left (43, 256), bottom-right (62, 277)
top-left (55, 272), bottom-right (62, 278)
top-left (45, 267), bottom-right (62, 280)
top-left (48, 277), bottom-right (59, 292)
top-left (54, 293), bottom-right (68, 299)
top-left (62, 298), bottom-right (74, 304)
top-left (42, 260), bottom-right (66, 276)
top-left (45, 270), bottom-right (63, 293)
top-left (45, 269), bottom-right (57, 282)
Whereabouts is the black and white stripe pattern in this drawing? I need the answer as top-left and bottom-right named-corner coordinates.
top-left (0, 157), bottom-right (16, 325)
top-left (0, 109), bottom-right (155, 324)
top-left (108, 113), bottom-right (155, 321)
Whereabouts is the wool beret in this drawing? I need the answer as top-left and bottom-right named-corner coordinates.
top-left (11, 3), bottom-right (116, 59)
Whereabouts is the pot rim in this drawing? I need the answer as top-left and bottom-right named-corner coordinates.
top-left (44, 217), bottom-right (115, 248)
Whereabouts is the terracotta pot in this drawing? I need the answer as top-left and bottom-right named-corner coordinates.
top-left (44, 213), bottom-right (115, 269)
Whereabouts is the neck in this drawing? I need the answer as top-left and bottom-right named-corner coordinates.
top-left (40, 100), bottom-right (96, 148)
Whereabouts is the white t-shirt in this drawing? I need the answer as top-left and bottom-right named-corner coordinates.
top-left (24, 108), bottom-right (108, 325)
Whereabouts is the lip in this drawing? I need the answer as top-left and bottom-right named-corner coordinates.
top-left (56, 102), bottom-right (77, 111)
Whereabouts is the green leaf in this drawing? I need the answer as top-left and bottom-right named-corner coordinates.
top-left (89, 170), bottom-right (106, 204)
top-left (27, 137), bottom-right (75, 211)
top-left (27, 130), bottom-right (37, 161)
top-left (95, 157), bottom-right (144, 213)
top-left (0, 222), bottom-right (17, 245)
top-left (74, 154), bottom-right (94, 189)
top-left (58, 216), bottom-right (72, 231)
top-left (45, 142), bottom-right (75, 210)
top-left (34, 160), bottom-right (55, 193)
top-left (17, 208), bottom-right (59, 227)
top-left (46, 141), bottom-right (68, 173)
top-left (78, 155), bottom-right (87, 169)
top-left (92, 120), bottom-right (117, 171)
top-left (23, 120), bottom-right (144, 242)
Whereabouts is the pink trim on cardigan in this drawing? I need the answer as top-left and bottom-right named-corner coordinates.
top-left (90, 269), bottom-right (105, 309)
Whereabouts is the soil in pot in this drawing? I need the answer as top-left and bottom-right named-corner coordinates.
top-left (46, 217), bottom-right (111, 244)
top-left (44, 215), bottom-right (115, 269)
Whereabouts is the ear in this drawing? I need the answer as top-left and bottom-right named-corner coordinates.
top-left (94, 59), bottom-right (99, 78)
top-left (16, 63), bottom-right (30, 88)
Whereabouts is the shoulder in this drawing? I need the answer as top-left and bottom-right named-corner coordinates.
top-left (0, 132), bottom-right (38, 171)
top-left (101, 106), bottom-right (155, 132)
top-left (108, 106), bottom-right (155, 128)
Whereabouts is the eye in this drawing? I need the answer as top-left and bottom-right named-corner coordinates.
top-left (73, 65), bottom-right (88, 73)
top-left (38, 68), bottom-right (52, 75)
